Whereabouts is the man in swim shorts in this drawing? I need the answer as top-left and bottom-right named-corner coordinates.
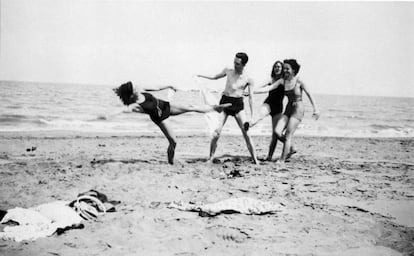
top-left (197, 52), bottom-right (258, 164)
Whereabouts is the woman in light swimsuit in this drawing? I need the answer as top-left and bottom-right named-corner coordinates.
top-left (277, 59), bottom-right (319, 164)
top-left (253, 59), bottom-right (319, 165)
top-left (113, 81), bottom-right (231, 164)
top-left (245, 60), bottom-right (286, 161)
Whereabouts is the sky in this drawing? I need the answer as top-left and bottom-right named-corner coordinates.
top-left (0, 0), bottom-right (413, 97)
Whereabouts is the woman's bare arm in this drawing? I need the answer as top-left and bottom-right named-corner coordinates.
top-left (142, 85), bottom-right (177, 92)
top-left (300, 80), bottom-right (320, 120)
top-left (254, 78), bottom-right (283, 94)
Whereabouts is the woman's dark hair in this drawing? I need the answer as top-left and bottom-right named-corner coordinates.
top-left (235, 52), bottom-right (249, 65)
top-left (283, 59), bottom-right (300, 75)
top-left (113, 81), bottom-right (137, 105)
top-left (271, 60), bottom-right (284, 81)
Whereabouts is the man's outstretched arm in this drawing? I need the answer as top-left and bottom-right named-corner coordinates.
top-left (197, 68), bottom-right (227, 80)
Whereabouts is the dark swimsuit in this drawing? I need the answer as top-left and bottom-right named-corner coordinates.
top-left (284, 80), bottom-right (304, 121)
top-left (139, 92), bottom-right (170, 124)
top-left (264, 83), bottom-right (284, 116)
top-left (219, 95), bottom-right (244, 116)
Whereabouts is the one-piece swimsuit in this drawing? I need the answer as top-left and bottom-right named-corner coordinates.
top-left (264, 81), bottom-right (284, 116)
top-left (284, 80), bottom-right (304, 121)
top-left (139, 92), bottom-right (170, 124)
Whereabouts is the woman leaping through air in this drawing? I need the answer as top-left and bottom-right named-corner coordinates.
top-left (113, 81), bottom-right (231, 164)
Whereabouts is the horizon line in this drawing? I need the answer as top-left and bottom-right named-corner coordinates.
top-left (0, 79), bottom-right (413, 99)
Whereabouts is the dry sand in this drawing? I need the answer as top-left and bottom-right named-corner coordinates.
top-left (0, 132), bottom-right (413, 255)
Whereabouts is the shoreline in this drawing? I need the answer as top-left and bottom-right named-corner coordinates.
top-left (1, 130), bottom-right (413, 139)
top-left (1, 133), bottom-right (413, 255)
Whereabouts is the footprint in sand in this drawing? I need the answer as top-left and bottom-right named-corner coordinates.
top-left (206, 225), bottom-right (250, 243)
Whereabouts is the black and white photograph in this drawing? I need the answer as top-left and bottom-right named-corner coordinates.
top-left (0, 1), bottom-right (413, 255)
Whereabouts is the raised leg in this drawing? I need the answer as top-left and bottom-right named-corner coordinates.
top-left (169, 103), bottom-right (231, 115)
top-left (251, 103), bottom-right (271, 128)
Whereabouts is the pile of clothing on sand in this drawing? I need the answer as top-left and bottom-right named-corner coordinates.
top-left (0, 190), bottom-right (120, 242)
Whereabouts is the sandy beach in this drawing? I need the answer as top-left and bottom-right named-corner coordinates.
top-left (0, 132), bottom-right (413, 255)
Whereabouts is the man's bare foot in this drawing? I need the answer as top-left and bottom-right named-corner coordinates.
top-left (207, 157), bottom-right (218, 164)
top-left (213, 103), bottom-right (232, 113)
top-left (252, 157), bottom-right (259, 165)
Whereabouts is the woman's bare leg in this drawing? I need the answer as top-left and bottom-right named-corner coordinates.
top-left (286, 144), bottom-right (297, 160)
top-left (156, 121), bottom-right (177, 164)
top-left (169, 103), bottom-right (231, 115)
top-left (274, 115), bottom-right (289, 143)
top-left (251, 103), bottom-right (271, 128)
top-left (280, 117), bottom-right (301, 163)
top-left (266, 113), bottom-right (282, 161)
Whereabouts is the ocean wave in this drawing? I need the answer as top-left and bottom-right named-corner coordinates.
top-left (0, 114), bottom-right (48, 126)
top-left (0, 117), bottom-right (152, 133)
top-left (369, 124), bottom-right (407, 130)
top-left (322, 114), bottom-right (367, 120)
top-left (299, 125), bottom-right (414, 138)
top-left (1, 121), bottom-right (413, 138)
top-left (1, 112), bottom-right (413, 138)
top-left (249, 123), bottom-right (414, 138)
top-left (5, 105), bottom-right (22, 109)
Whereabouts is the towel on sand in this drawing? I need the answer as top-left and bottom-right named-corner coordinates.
top-left (168, 197), bottom-right (284, 217)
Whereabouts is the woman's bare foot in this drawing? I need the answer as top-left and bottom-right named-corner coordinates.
top-left (167, 142), bottom-right (177, 165)
top-left (286, 146), bottom-right (297, 160)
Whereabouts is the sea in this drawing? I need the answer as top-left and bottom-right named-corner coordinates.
top-left (1, 81), bottom-right (413, 138)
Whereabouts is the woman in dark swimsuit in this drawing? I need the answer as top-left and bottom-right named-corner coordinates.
top-left (254, 59), bottom-right (319, 166)
top-left (113, 81), bottom-right (231, 164)
top-left (247, 60), bottom-right (285, 160)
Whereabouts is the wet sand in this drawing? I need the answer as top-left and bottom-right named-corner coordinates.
top-left (0, 133), bottom-right (413, 255)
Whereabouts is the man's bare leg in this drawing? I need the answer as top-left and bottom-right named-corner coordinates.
top-left (208, 113), bottom-right (228, 163)
top-left (235, 112), bottom-right (258, 164)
